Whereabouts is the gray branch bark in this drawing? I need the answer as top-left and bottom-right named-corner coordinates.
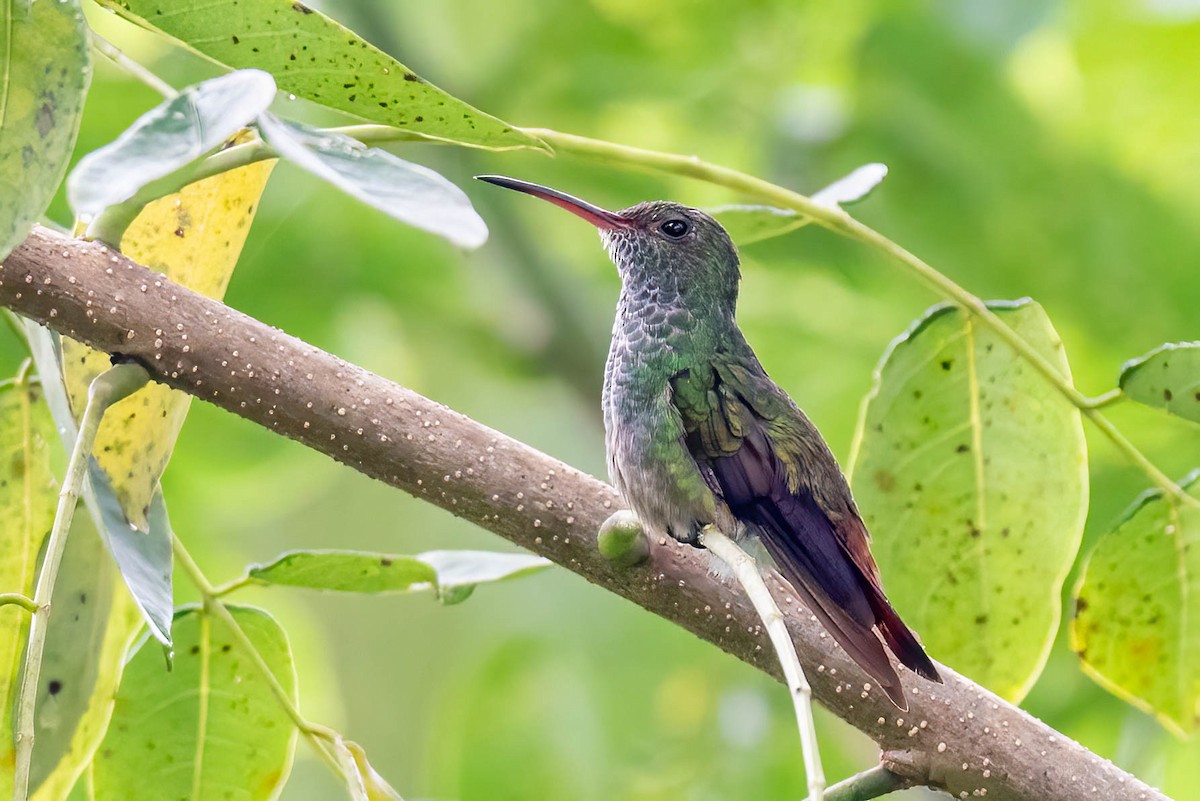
top-left (0, 226), bottom-right (1170, 801)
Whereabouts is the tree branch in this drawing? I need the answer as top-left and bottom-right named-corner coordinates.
top-left (0, 225), bottom-right (1171, 801)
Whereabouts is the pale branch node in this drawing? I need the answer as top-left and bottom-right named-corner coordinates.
top-left (700, 525), bottom-right (825, 801)
top-left (0, 225), bottom-right (1171, 801)
top-left (597, 510), bottom-right (651, 568)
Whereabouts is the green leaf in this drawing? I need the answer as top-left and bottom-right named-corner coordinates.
top-left (92, 606), bottom-right (298, 801)
top-left (1119, 342), bottom-right (1200, 425)
top-left (95, 0), bottom-right (541, 151)
top-left (247, 549), bottom-right (551, 604)
top-left (248, 551), bottom-right (437, 593)
top-left (1071, 473), bottom-right (1200, 735)
top-left (0, 0), bottom-right (90, 260)
top-left (0, 376), bottom-right (59, 799)
top-left (67, 70), bottom-right (276, 216)
top-left (709, 163), bottom-right (887, 245)
top-left (258, 115), bottom-right (488, 248)
top-left (848, 299), bottom-right (1088, 702)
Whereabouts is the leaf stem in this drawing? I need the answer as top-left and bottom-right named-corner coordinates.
top-left (700, 526), bottom-right (826, 801)
top-left (89, 31), bottom-right (179, 99)
top-left (1081, 389), bottom-right (1123, 410)
top-left (13, 363), bottom-right (148, 801)
top-left (0, 593), bottom-right (38, 613)
top-left (170, 535), bottom-right (346, 776)
top-left (209, 573), bottom-right (254, 598)
top-left (519, 126), bottom-right (1196, 508)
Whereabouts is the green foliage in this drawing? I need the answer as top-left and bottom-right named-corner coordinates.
top-left (92, 606), bottom-right (298, 801)
top-left (248, 548), bottom-right (550, 604)
top-left (0, 0), bottom-right (89, 259)
top-left (850, 301), bottom-right (1088, 701)
top-left (1072, 474), bottom-right (1200, 735)
top-left (94, 0), bottom-right (539, 150)
top-left (1120, 342), bottom-right (1200, 425)
top-left (258, 115), bottom-right (488, 247)
top-left (66, 70), bottom-right (276, 216)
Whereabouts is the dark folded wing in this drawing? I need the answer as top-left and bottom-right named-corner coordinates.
top-left (671, 359), bottom-right (939, 709)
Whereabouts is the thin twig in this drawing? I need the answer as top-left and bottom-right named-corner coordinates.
top-left (808, 765), bottom-right (911, 801)
top-left (12, 363), bottom-right (148, 801)
top-left (89, 31), bottom-right (179, 99)
top-left (209, 574), bottom-right (254, 598)
top-left (700, 526), bottom-right (825, 801)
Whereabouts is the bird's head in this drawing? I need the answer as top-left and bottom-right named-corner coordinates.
top-left (477, 176), bottom-right (740, 311)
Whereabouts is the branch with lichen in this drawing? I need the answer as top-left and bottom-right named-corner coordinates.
top-left (0, 225), bottom-right (1170, 801)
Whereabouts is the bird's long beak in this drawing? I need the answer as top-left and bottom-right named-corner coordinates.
top-left (475, 175), bottom-right (632, 230)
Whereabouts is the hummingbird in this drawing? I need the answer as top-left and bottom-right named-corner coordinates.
top-left (477, 175), bottom-right (941, 709)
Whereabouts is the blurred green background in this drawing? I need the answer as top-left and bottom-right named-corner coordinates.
top-left (12, 0), bottom-right (1200, 797)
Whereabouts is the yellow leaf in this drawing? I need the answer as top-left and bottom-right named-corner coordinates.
top-left (1071, 476), bottom-right (1200, 736)
top-left (0, 377), bottom-right (59, 798)
top-left (62, 157), bottom-right (275, 528)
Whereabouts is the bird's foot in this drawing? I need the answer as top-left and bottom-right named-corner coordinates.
top-left (667, 522), bottom-right (705, 548)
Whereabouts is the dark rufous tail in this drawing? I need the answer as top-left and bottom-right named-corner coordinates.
top-left (704, 420), bottom-right (940, 709)
top-left (871, 594), bottom-right (942, 684)
top-left (776, 566), bottom-right (911, 710)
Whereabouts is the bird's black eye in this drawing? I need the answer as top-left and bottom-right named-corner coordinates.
top-left (659, 218), bottom-right (690, 238)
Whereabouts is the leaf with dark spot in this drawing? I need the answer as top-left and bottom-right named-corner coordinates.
top-left (1119, 342), bottom-right (1200, 425)
top-left (92, 606), bottom-right (297, 801)
top-left (849, 299), bottom-right (1087, 702)
top-left (0, 0), bottom-right (89, 260)
top-left (0, 376), bottom-right (59, 789)
top-left (93, 0), bottom-right (542, 151)
top-left (1072, 472), bottom-right (1200, 735)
